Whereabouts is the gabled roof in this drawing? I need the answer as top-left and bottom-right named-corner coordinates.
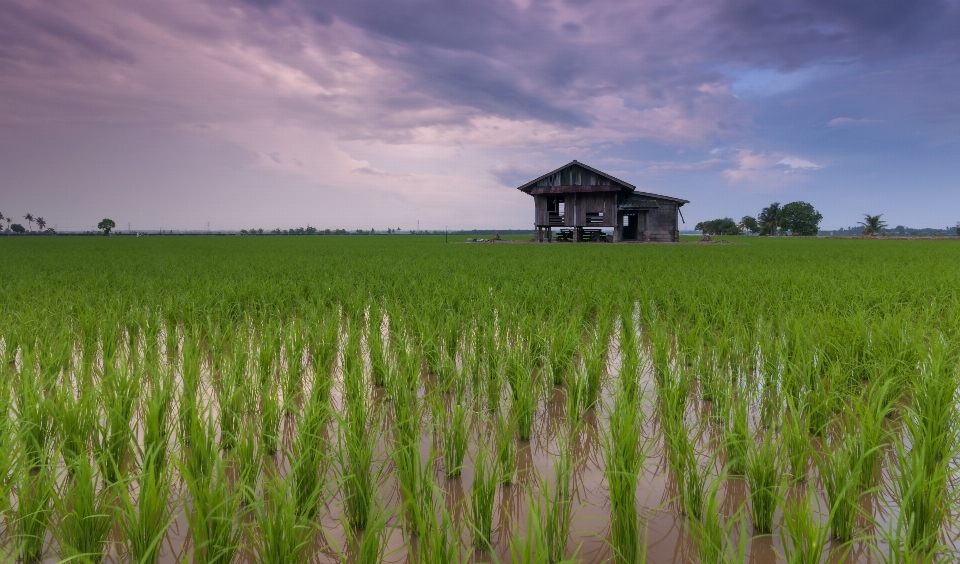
top-left (516, 160), bottom-right (635, 192)
top-left (516, 160), bottom-right (689, 205)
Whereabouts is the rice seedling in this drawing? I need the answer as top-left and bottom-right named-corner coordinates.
top-left (13, 465), bottom-right (53, 563)
top-left (816, 427), bottom-right (862, 543)
top-left (249, 472), bottom-right (317, 564)
top-left (392, 428), bottom-right (433, 537)
top-left (234, 418), bottom-right (265, 507)
top-left (336, 374), bottom-right (383, 530)
top-left (182, 434), bottom-right (245, 564)
top-left (780, 487), bottom-right (834, 564)
top-left (434, 396), bottom-right (469, 477)
top-left (495, 409), bottom-right (517, 485)
top-left (540, 425), bottom-right (575, 563)
top-left (469, 440), bottom-right (498, 549)
top-left (604, 386), bottom-right (648, 564)
top-left (289, 398), bottom-right (329, 519)
top-left (94, 359), bottom-right (140, 484)
top-left (53, 455), bottom-right (117, 563)
top-left (582, 331), bottom-right (607, 409)
top-left (689, 475), bottom-right (748, 564)
top-left (119, 444), bottom-right (176, 564)
top-left (745, 429), bottom-right (782, 534)
top-left (413, 484), bottom-right (467, 564)
top-left (724, 397), bottom-right (749, 476)
top-left (782, 399), bottom-right (809, 482)
top-left (340, 501), bottom-right (394, 563)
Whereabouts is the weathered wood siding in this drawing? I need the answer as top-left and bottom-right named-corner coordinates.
top-left (535, 164), bottom-right (614, 188)
top-left (533, 192), bottom-right (616, 227)
top-left (646, 202), bottom-right (678, 242)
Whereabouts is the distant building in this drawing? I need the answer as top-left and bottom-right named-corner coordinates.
top-left (517, 160), bottom-right (689, 242)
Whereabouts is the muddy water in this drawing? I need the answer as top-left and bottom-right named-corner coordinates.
top-left (8, 333), bottom-right (960, 564)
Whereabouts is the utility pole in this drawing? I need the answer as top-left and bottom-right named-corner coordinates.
top-left (128, 222), bottom-right (131, 233)
top-left (445, 225), bottom-right (448, 243)
top-left (417, 220), bottom-right (419, 234)
top-left (207, 222), bottom-right (211, 234)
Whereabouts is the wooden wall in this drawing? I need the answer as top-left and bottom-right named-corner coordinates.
top-left (645, 202), bottom-right (679, 242)
top-left (534, 193), bottom-right (617, 227)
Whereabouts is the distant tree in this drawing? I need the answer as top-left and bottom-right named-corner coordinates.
top-left (780, 201), bottom-right (822, 236)
top-left (739, 216), bottom-right (760, 234)
top-left (695, 217), bottom-right (739, 235)
top-left (24, 213), bottom-right (34, 231)
top-left (11, 223), bottom-right (25, 234)
top-left (758, 203), bottom-right (783, 235)
top-left (36, 217), bottom-right (46, 231)
top-left (858, 214), bottom-right (887, 236)
top-left (97, 218), bottom-right (116, 235)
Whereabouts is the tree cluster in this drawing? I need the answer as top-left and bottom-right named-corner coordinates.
top-left (741, 201), bottom-right (823, 236)
top-left (694, 217), bottom-right (740, 235)
top-left (1, 211), bottom-right (55, 234)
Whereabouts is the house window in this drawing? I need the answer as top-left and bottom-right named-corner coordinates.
top-left (586, 212), bottom-right (604, 225)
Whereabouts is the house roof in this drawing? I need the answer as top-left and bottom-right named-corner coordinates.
top-left (516, 160), bottom-right (635, 192)
top-left (516, 160), bottom-right (689, 205)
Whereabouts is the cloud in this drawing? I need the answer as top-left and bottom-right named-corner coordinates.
top-left (777, 157), bottom-right (823, 170)
top-left (827, 117), bottom-right (876, 126)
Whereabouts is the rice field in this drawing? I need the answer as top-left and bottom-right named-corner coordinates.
top-left (1, 235), bottom-right (958, 563)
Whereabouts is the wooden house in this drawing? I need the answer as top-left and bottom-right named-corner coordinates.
top-left (517, 161), bottom-right (689, 242)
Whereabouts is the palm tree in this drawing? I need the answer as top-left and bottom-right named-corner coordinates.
top-left (758, 203), bottom-right (783, 236)
top-left (36, 217), bottom-right (46, 231)
top-left (24, 213), bottom-right (34, 231)
top-left (858, 214), bottom-right (887, 236)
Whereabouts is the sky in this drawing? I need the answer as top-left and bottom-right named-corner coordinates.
top-left (1, 0), bottom-right (959, 232)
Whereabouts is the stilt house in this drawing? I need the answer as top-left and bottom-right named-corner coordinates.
top-left (517, 161), bottom-right (689, 242)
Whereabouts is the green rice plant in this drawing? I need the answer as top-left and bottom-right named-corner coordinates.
top-left (540, 426), bottom-right (575, 563)
top-left (689, 475), bottom-right (749, 564)
top-left (745, 429), bottom-right (782, 534)
top-left (336, 381), bottom-right (382, 530)
top-left (94, 360), bottom-right (140, 484)
top-left (182, 437), bottom-right (245, 564)
top-left (565, 367), bottom-right (588, 425)
top-left (550, 325), bottom-right (577, 386)
top-left (413, 485), bottom-right (466, 564)
top-left (603, 387), bottom-right (648, 564)
top-left (13, 352), bottom-right (56, 471)
top-left (508, 493), bottom-right (551, 564)
top-left (341, 501), bottom-right (393, 564)
top-left (469, 441), bottom-right (497, 549)
top-left (13, 466), bottom-right (53, 563)
top-left (782, 399), bottom-right (809, 482)
top-left (724, 397), bottom-right (749, 476)
top-left (368, 305), bottom-right (390, 388)
top-left (496, 409), bottom-right (517, 484)
top-left (282, 323), bottom-right (307, 413)
top-left (433, 396), bottom-right (470, 477)
top-left (289, 399), bottom-right (328, 519)
top-left (259, 379), bottom-right (282, 455)
top-left (583, 332), bottom-right (607, 409)
top-left (53, 455), bottom-right (117, 563)
top-left (885, 395), bottom-right (959, 559)
top-left (780, 487), bottom-right (833, 564)
top-left (119, 444), bottom-right (176, 564)
top-left (58, 382), bottom-right (95, 471)
top-left (679, 432), bottom-right (710, 522)
top-left (852, 380), bottom-right (894, 491)
top-left (816, 430), bottom-right (862, 542)
top-left (392, 427), bottom-right (432, 537)
top-left (234, 419), bottom-right (264, 507)
top-left (249, 473), bottom-right (317, 564)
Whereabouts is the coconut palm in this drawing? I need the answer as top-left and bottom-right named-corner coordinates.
top-left (36, 217), bottom-right (46, 231)
top-left (758, 203), bottom-right (783, 236)
top-left (24, 213), bottom-right (34, 231)
top-left (858, 214), bottom-right (887, 236)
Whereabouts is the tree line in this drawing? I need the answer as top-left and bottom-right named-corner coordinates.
top-left (0, 211), bottom-right (54, 234)
top-left (695, 201), bottom-right (823, 236)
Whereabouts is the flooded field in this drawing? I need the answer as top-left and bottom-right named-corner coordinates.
top-left (0, 236), bottom-right (958, 563)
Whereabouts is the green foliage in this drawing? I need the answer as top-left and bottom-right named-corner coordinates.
top-left (780, 201), bottom-right (823, 236)
top-left (695, 217), bottom-right (740, 235)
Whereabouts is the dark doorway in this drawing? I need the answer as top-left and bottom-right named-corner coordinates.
top-left (622, 212), bottom-right (638, 239)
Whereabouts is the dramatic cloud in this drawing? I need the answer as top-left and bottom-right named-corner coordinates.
top-left (0, 0), bottom-right (958, 230)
